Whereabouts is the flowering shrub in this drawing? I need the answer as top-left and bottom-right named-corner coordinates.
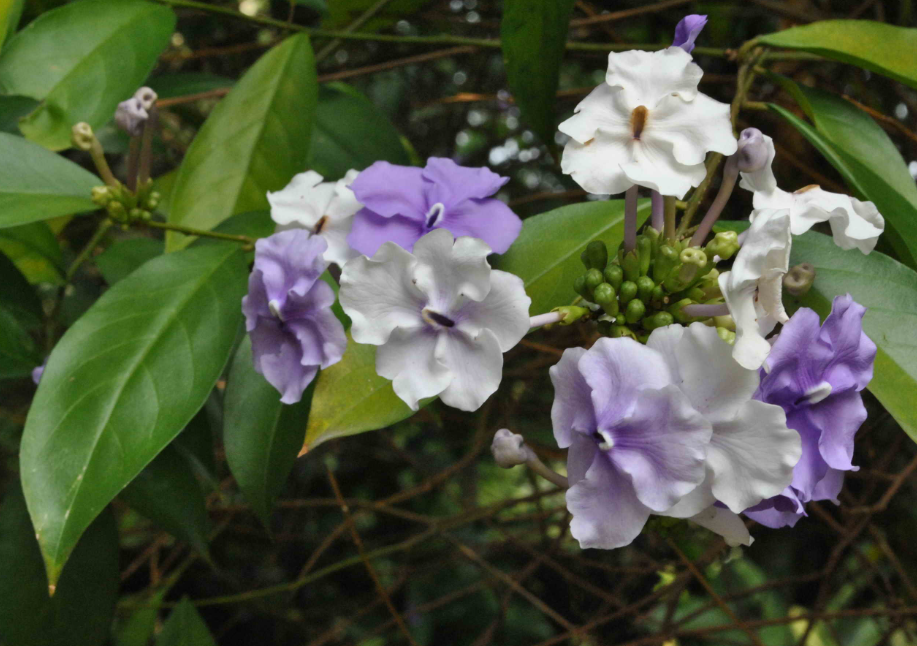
top-left (1, 2), bottom-right (916, 644)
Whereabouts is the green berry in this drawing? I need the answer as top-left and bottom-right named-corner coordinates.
top-left (636, 276), bottom-right (655, 303)
top-left (625, 299), bottom-right (646, 324)
top-left (603, 264), bottom-right (623, 291)
top-left (584, 268), bottom-right (604, 295)
top-left (618, 280), bottom-right (637, 305)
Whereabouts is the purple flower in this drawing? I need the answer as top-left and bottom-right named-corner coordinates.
top-left (672, 15), bottom-right (708, 54)
top-left (241, 230), bottom-right (347, 404)
top-left (32, 360), bottom-right (46, 385)
top-left (550, 338), bottom-right (712, 549)
top-left (347, 158), bottom-right (522, 257)
top-left (745, 295), bottom-right (876, 528)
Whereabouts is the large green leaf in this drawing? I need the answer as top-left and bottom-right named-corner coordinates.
top-left (789, 232), bottom-right (917, 444)
top-left (303, 333), bottom-right (416, 451)
top-left (0, 94), bottom-right (37, 134)
top-left (309, 82), bottom-right (411, 180)
top-left (148, 73), bottom-right (234, 100)
top-left (95, 237), bottom-right (164, 285)
top-left (119, 445), bottom-right (211, 556)
top-left (224, 337), bottom-right (314, 527)
top-left (0, 132), bottom-right (100, 227)
top-left (20, 242), bottom-right (248, 586)
top-left (0, 221), bottom-right (64, 284)
top-left (0, 247), bottom-right (41, 323)
top-left (167, 34), bottom-right (318, 250)
top-left (768, 78), bottom-right (917, 268)
top-left (0, 250), bottom-right (41, 379)
top-left (0, 482), bottom-right (119, 646)
top-left (0, 0), bottom-right (24, 49)
top-left (156, 598), bottom-right (217, 646)
top-left (758, 21), bottom-right (917, 89)
top-left (494, 199), bottom-right (650, 315)
top-left (0, 0), bottom-right (175, 150)
top-left (501, 0), bottom-right (575, 147)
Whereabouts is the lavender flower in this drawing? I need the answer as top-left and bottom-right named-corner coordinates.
top-left (32, 360), bottom-right (46, 385)
top-left (347, 158), bottom-right (522, 257)
top-left (745, 295), bottom-right (876, 528)
top-left (672, 15), bottom-right (708, 54)
top-left (241, 230), bottom-right (347, 404)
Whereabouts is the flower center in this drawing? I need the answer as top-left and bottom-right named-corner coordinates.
top-left (426, 202), bottom-right (446, 228)
top-left (313, 215), bottom-right (329, 234)
top-left (630, 106), bottom-right (649, 140)
top-left (593, 430), bottom-right (615, 451)
top-left (421, 308), bottom-right (455, 328)
top-left (794, 184), bottom-right (820, 195)
top-left (803, 381), bottom-right (832, 405)
top-left (268, 299), bottom-right (285, 322)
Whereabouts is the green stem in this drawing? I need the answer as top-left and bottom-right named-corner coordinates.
top-left (315, 0), bottom-right (395, 63)
top-left (155, 0), bottom-right (729, 56)
top-left (67, 219), bottom-right (113, 282)
top-left (143, 219), bottom-right (255, 246)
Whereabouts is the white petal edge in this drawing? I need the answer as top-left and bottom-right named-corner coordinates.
top-left (376, 326), bottom-right (452, 411)
top-left (688, 506), bottom-right (754, 546)
top-left (435, 328), bottom-right (504, 412)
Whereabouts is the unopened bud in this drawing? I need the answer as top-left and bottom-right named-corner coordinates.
top-left (552, 305), bottom-right (591, 325)
top-left (713, 314), bottom-right (736, 331)
top-left (133, 87), bottom-right (158, 111)
top-left (618, 280), bottom-right (637, 305)
top-left (625, 298), bottom-right (645, 324)
top-left (491, 429), bottom-right (532, 468)
top-left (705, 231), bottom-right (740, 261)
top-left (643, 311), bottom-right (674, 331)
top-left (583, 240), bottom-right (608, 271)
top-left (622, 249), bottom-right (641, 282)
top-left (91, 186), bottom-right (112, 206)
top-left (107, 201), bottom-right (126, 220)
top-left (71, 122), bottom-right (94, 151)
top-left (716, 327), bottom-right (736, 344)
top-left (735, 128), bottom-right (769, 173)
top-left (584, 268), bottom-right (604, 294)
top-left (603, 264), bottom-right (623, 290)
top-left (114, 97), bottom-right (148, 136)
top-left (636, 276), bottom-right (655, 303)
top-left (636, 235), bottom-right (653, 276)
top-left (784, 263), bottom-right (816, 296)
top-left (653, 245), bottom-right (680, 283)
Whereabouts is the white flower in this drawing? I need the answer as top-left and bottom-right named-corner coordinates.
top-left (718, 208), bottom-right (793, 370)
top-left (647, 323), bottom-right (801, 522)
top-left (268, 169), bottom-right (362, 267)
top-left (740, 133), bottom-right (884, 254)
top-left (339, 229), bottom-right (531, 412)
top-left (558, 47), bottom-right (737, 199)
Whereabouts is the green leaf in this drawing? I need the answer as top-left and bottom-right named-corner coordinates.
top-left (501, 0), bottom-right (576, 147)
top-left (0, 94), bottom-right (37, 134)
top-left (0, 250), bottom-right (41, 379)
top-left (119, 445), bottom-right (211, 556)
top-left (224, 336), bottom-right (314, 526)
top-left (494, 199), bottom-right (650, 315)
top-left (309, 82), bottom-right (411, 180)
top-left (20, 242), bottom-right (248, 586)
top-left (767, 79), bottom-right (917, 268)
top-left (0, 0), bottom-right (175, 150)
top-left (0, 221), bottom-right (64, 284)
top-left (148, 73), bottom-right (234, 100)
top-left (324, 0), bottom-right (432, 32)
top-left (0, 0), bottom-right (24, 49)
top-left (0, 481), bottom-right (119, 646)
top-left (303, 333), bottom-right (416, 451)
top-left (167, 34), bottom-right (318, 251)
top-left (0, 132), bottom-right (100, 227)
top-left (758, 20), bottom-right (917, 89)
top-left (0, 247), bottom-right (41, 323)
top-left (156, 598), bottom-right (217, 646)
top-left (789, 231), bottom-right (917, 445)
top-left (96, 237), bottom-right (164, 285)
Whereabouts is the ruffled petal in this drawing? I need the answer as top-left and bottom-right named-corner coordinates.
top-left (558, 83), bottom-right (631, 144)
top-left (808, 390), bottom-right (866, 472)
top-left (439, 197), bottom-right (522, 254)
top-left (318, 212), bottom-right (360, 267)
top-left (250, 320), bottom-right (318, 404)
top-left (566, 432), bottom-right (598, 486)
top-left (672, 14), bottom-right (708, 54)
top-left (820, 295), bottom-right (876, 394)
top-left (421, 157), bottom-right (509, 205)
top-left (434, 328), bottom-right (504, 412)
top-left (348, 209), bottom-right (425, 256)
top-left (566, 454), bottom-right (652, 549)
top-left (252, 230), bottom-right (327, 304)
top-left (688, 505), bottom-right (753, 546)
top-left (549, 347), bottom-right (597, 449)
top-left (348, 161), bottom-right (428, 220)
top-left (739, 133), bottom-right (778, 196)
top-left (339, 242), bottom-right (426, 345)
top-left (645, 92), bottom-right (737, 167)
top-left (790, 187), bottom-right (884, 254)
top-left (605, 47), bottom-right (702, 106)
top-left (376, 326), bottom-right (452, 410)
top-left (560, 135), bottom-right (638, 196)
top-left (456, 269), bottom-right (531, 351)
top-left (608, 386), bottom-right (711, 512)
top-left (411, 230), bottom-right (493, 309)
top-left (619, 140), bottom-right (708, 199)
top-left (744, 488), bottom-right (805, 529)
top-left (268, 171), bottom-right (335, 228)
top-left (659, 479), bottom-right (716, 519)
top-left (286, 308), bottom-right (347, 370)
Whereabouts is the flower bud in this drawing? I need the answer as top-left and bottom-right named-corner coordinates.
top-left (133, 86), bottom-right (158, 111)
top-left (625, 299), bottom-right (646, 324)
top-left (91, 186), bottom-right (112, 206)
top-left (636, 235), bottom-right (653, 276)
top-left (735, 128), bottom-right (769, 173)
top-left (643, 311), bottom-right (674, 331)
top-left (784, 262), bottom-right (816, 296)
top-left (716, 326), bottom-right (736, 344)
top-left (705, 230), bottom-right (740, 261)
top-left (651, 284), bottom-right (666, 304)
top-left (584, 268), bottom-right (604, 296)
top-left (635, 276), bottom-right (655, 303)
top-left (668, 297), bottom-right (696, 323)
top-left (573, 275), bottom-right (590, 300)
top-left (618, 280), bottom-right (637, 305)
top-left (713, 314), bottom-right (736, 331)
top-left (603, 264), bottom-right (623, 291)
top-left (114, 97), bottom-right (148, 136)
top-left (491, 429), bottom-right (531, 468)
top-left (653, 245), bottom-right (680, 283)
top-left (583, 240), bottom-right (608, 271)
top-left (71, 122), bottom-right (95, 151)
top-left (552, 305), bottom-right (591, 325)
top-left (621, 249), bottom-right (640, 282)
top-left (106, 201), bottom-right (126, 221)
top-left (609, 324), bottom-right (636, 339)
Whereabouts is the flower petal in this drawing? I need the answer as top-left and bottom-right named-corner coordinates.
top-left (605, 47), bottom-right (702, 106)
top-left (439, 197), bottom-right (522, 254)
top-left (688, 505), bottom-right (753, 546)
top-left (820, 294), bottom-right (876, 394)
top-left (791, 188), bottom-right (884, 254)
top-left (317, 212), bottom-right (360, 267)
top-left (411, 229), bottom-right (494, 308)
top-left (268, 171), bottom-right (335, 228)
top-left (739, 133), bottom-right (778, 196)
top-left (619, 140), bottom-right (708, 199)
top-left (672, 14), bottom-right (708, 54)
top-left (566, 453), bottom-right (652, 549)
top-left (808, 390), bottom-right (866, 472)
top-left (348, 209), bottom-right (425, 256)
top-left (608, 385), bottom-right (712, 512)
top-left (286, 307), bottom-right (347, 370)
top-left (250, 320), bottom-right (318, 404)
top-left (549, 347), bottom-right (597, 449)
top-left (560, 135), bottom-right (638, 196)
top-left (744, 488), bottom-right (805, 529)
top-left (434, 327), bottom-right (504, 412)
top-left (339, 242), bottom-right (426, 345)
top-left (348, 161), bottom-right (428, 220)
top-left (421, 157), bottom-right (509, 205)
top-left (456, 269), bottom-right (531, 351)
top-left (376, 326), bottom-right (452, 410)
top-left (558, 83), bottom-right (631, 144)
top-left (646, 92), bottom-right (737, 167)
top-left (566, 432), bottom-right (598, 486)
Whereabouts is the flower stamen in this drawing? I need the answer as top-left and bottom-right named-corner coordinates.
top-left (422, 308), bottom-right (455, 328)
top-left (425, 202), bottom-right (446, 229)
top-left (313, 215), bottom-right (328, 234)
top-left (631, 106), bottom-right (649, 140)
top-left (268, 299), bottom-right (285, 322)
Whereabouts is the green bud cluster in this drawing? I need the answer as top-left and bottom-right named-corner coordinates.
top-left (572, 230), bottom-right (729, 340)
top-left (91, 180), bottom-right (161, 225)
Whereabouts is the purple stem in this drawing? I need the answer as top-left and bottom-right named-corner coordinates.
top-left (682, 302), bottom-right (731, 318)
top-left (651, 190), bottom-right (664, 231)
top-left (690, 156), bottom-right (739, 247)
top-left (624, 185), bottom-right (638, 252)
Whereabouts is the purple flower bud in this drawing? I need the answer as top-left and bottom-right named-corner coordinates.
top-left (115, 97), bottom-right (148, 137)
top-left (241, 230), bottom-right (347, 404)
top-left (672, 14), bottom-right (708, 54)
top-left (32, 360), bottom-right (46, 385)
top-left (735, 128), bottom-right (769, 173)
